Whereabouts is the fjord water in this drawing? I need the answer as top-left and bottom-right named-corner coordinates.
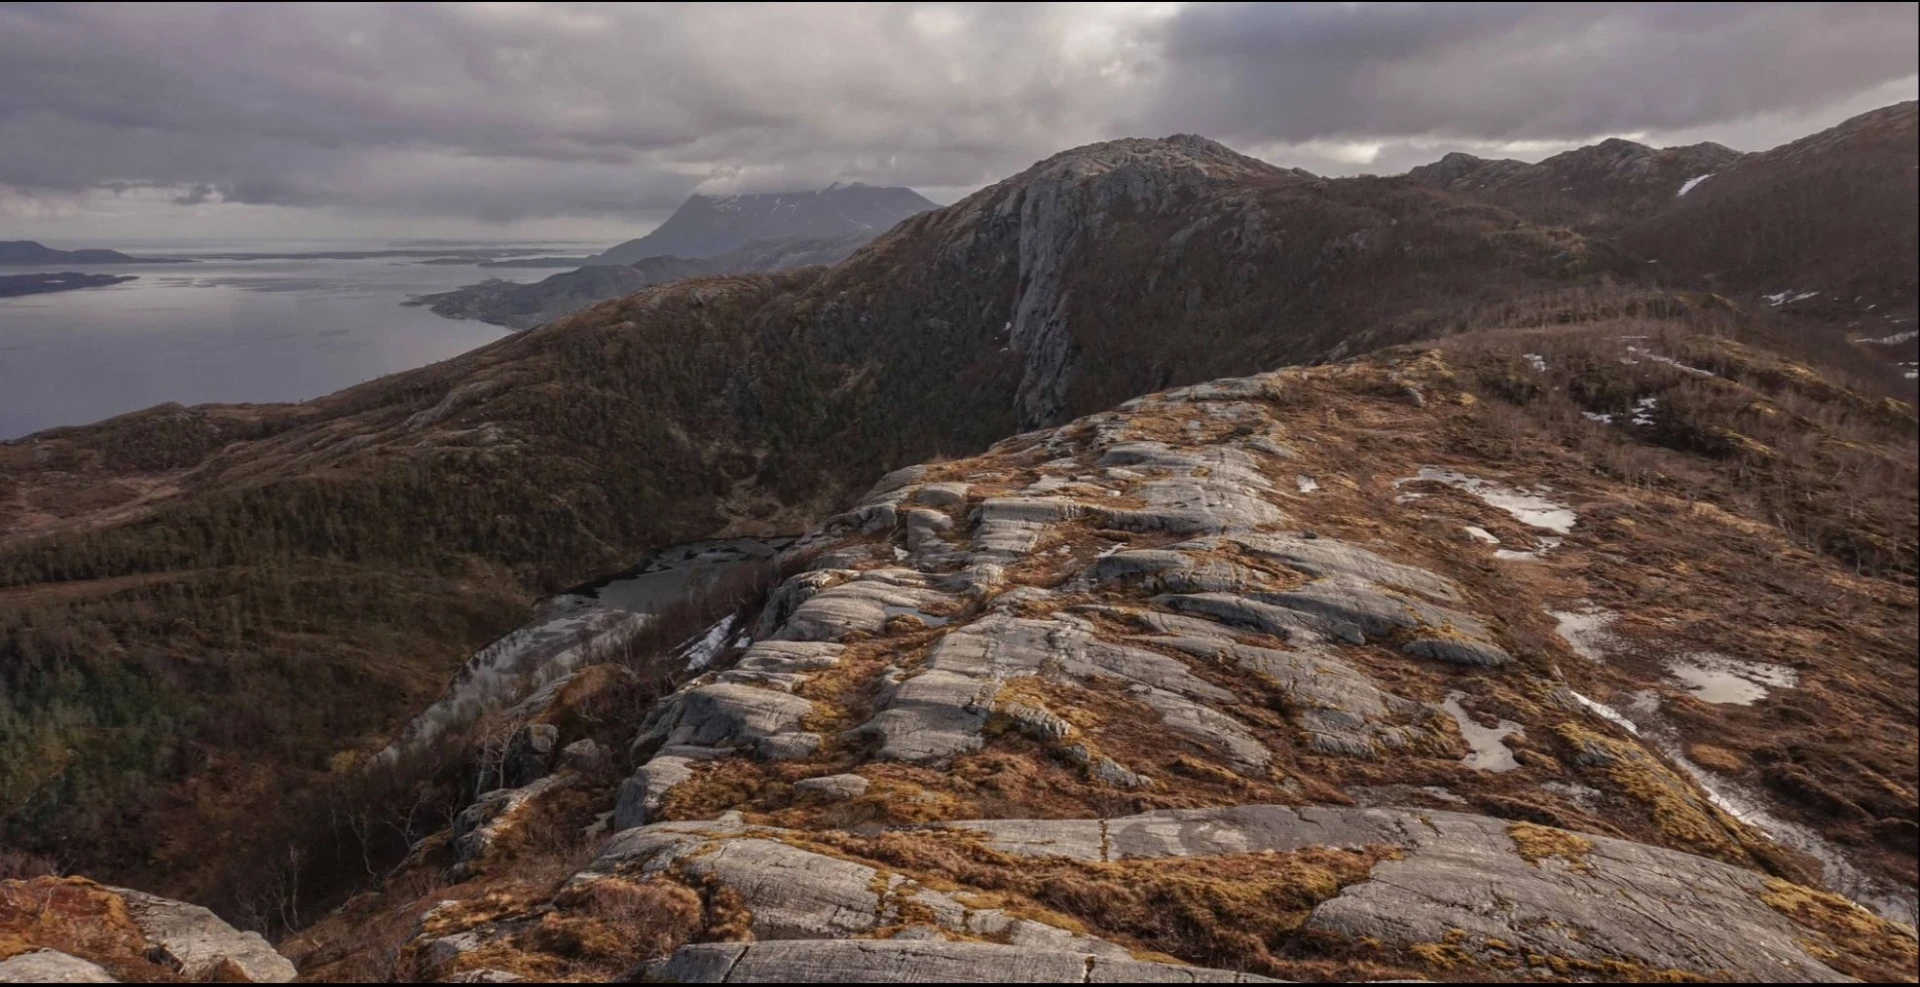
top-left (0, 239), bottom-right (596, 438)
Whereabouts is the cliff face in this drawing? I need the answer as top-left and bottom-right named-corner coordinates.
top-left (286, 324), bottom-right (1917, 982)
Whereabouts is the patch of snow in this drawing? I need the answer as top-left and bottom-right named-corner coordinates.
top-left (1858, 329), bottom-right (1918, 345)
top-left (1627, 346), bottom-right (1714, 376)
top-left (1626, 691), bottom-right (1917, 924)
top-left (1394, 467), bottom-right (1577, 533)
top-left (1550, 606), bottom-right (1620, 662)
top-left (1675, 173), bottom-right (1714, 197)
top-left (1582, 411), bottom-right (1615, 424)
top-left (1295, 474), bottom-right (1320, 494)
top-left (1569, 690), bottom-right (1640, 735)
top-left (681, 615), bottom-right (739, 670)
top-left (1663, 651), bottom-right (1796, 705)
top-left (1764, 289), bottom-right (1822, 307)
top-left (1629, 396), bottom-right (1659, 426)
top-left (1494, 536), bottom-right (1562, 561)
top-left (1523, 353), bottom-right (1547, 372)
top-left (1463, 526), bottom-right (1500, 544)
top-left (1441, 692), bottom-right (1522, 772)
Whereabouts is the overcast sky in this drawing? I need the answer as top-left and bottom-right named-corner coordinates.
top-left (2, 2), bottom-right (1914, 243)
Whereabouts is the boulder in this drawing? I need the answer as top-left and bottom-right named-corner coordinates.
top-left (0, 950), bottom-right (117, 983)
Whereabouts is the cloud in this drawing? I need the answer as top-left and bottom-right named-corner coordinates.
top-left (0, 2), bottom-right (1913, 235)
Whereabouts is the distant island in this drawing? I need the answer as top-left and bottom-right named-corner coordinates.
top-left (0, 240), bottom-right (190, 265)
top-left (0, 271), bottom-right (138, 297)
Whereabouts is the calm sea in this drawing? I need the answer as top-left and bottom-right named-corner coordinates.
top-left (0, 238), bottom-right (599, 439)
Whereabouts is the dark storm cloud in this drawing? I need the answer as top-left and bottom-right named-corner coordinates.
top-left (0, 2), bottom-right (1913, 229)
top-left (1144, 2), bottom-right (1919, 144)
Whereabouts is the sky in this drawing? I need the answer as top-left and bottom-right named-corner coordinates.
top-left (2, 2), bottom-right (1915, 243)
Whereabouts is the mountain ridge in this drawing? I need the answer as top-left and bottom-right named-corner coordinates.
top-left (592, 183), bottom-right (938, 265)
top-left (0, 109), bottom-right (1913, 951)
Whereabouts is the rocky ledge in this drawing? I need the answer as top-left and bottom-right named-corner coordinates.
top-left (338, 353), bottom-right (1914, 983)
top-left (0, 877), bottom-right (296, 983)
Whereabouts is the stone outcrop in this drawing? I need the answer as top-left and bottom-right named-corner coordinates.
top-left (367, 354), bottom-right (1917, 983)
top-left (0, 877), bottom-right (295, 983)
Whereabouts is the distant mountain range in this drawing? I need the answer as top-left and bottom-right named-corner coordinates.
top-left (0, 240), bottom-right (187, 265)
top-left (412, 233), bottom-right (877, 329)
top-left (421, 182), bottom-right (937, 328)
top-left (594, 182), bottom-right (936, 264)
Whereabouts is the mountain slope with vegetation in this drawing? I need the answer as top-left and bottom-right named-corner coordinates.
top-left (0, 109), bottom-right (1914, 942)
top-left (269, 308), bottom-right (1915, 983)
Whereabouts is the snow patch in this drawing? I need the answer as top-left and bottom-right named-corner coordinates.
top-left (1522, 353), bottom-right (1547, 372)
top-left (1624, 691), bottom-right (1917, 924)
top-left (1675, 173), bottom-right (1713, 197)
top-left (1569, 690), bottom-right (1640, 735)
top-left (1394, 467), bottom-right (1577, 533)
top-left (681, 615), bottom-right (739, 670)
top-left (1494, 536), bottom-right (1562, 561)
top-left (1626, 346), bottom-right (1714, 376)
top-left (1463, 526), bottom-right (1500, 544)
top-left (1441, 692), bottom-right (1522, 772)
top-left (1550, 606), bottom-right (1620, 662)
top-left (1294, 474), bottom-right (1320, 494)
top-left (1858, 329), bottom-right (1917, 345)
top-left (1663, 651), bottom-right (1796, 705)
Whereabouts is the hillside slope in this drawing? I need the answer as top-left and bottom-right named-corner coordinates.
top-left (1410, 139), bottom-right (1746, 231)
top-left (1623, 101), bottom-right (1920, 314)
top-left (274, 319), bottom-right (1916, 982)
top-left (0, 119), bottom-right (1909, 908)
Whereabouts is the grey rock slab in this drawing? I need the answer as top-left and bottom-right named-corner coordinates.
top-left (114, 886), bottom-right (298, 982)
top-left (941, 804), bottom-right (1855, 981)
top-left (681, 837), bottom-right (887, 939)
top-left (793, 773), bottom-right (870, 800)
top-left (0, 950), bottom-right (118, 983)
top-left (613, 755), bottom-right (696, 830)
top-left (558, 738), bottom-right (611, 773)
top-left (1306, 810), bottom-right (1851, 982)
top-left (1152, 592), bottom-right (1317, 641)
top-left (755, 731), bottom-right (823, 761)
top-left (644, 940), bottom-right (1285, 984)
top-left (1402, 636), bottom-right (1512, 667)
top-left (1132, 686), bottom-right (1271, 773)
top-left (1231, 534), bottom-right (1463, 603)
top-left (635, 683), bottom-right (813, 751)
top-left (914, 482), bottom-right (970, 507)
top-left (774, 578), bottom-right (954, 642)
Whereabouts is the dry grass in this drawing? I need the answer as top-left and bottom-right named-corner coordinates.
top-left (1756, 877), bottom-right (1919, 982)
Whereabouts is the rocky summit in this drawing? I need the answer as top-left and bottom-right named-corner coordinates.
top-left (276, 325), bottom-right (1915, 982)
